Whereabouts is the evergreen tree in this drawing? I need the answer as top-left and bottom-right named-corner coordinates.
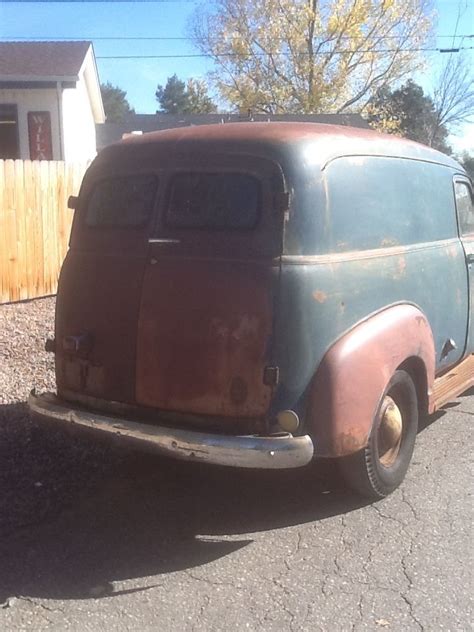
top-left (156, 75), bottom-right (217, 114)
top-left (100, 82), bottom-right (134, 122)
top-left (368, 80), bottom-right (451, 153)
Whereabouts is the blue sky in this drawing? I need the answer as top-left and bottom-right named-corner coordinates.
top-left (0, 0), bottom-right (473, 150)
top-left (0, 0), bottom-right (213, 111)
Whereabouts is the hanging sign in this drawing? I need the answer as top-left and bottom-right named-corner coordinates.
top-left (28, 111), bottom-right (53, 160)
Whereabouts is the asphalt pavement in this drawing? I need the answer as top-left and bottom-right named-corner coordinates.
top-left (0, 391), bottom-right (472, 631)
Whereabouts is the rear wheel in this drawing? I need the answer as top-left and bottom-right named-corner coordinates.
top-left (339, 370), bottom-right (418, 499)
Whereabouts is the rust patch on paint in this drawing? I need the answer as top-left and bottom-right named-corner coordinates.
top-left (230, 376), bottom-right (248, 405)
top-left (393, 256), bottom-right (407, 280)
top-left (136, 259), bottom-right (274, 417)
top-left (381, 237), bottom-right (399, 247)
top-left (313, 290), bottom-right (328, 303)
top-left (446, 243), bottom-right (458, 259)
top-left (55, 251), bottom-right (147, 403)
top-left (331, 429), bottom-right (368, 457)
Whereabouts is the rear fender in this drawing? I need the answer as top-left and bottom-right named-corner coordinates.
top-left (307, 304), bottom-right (436, 457)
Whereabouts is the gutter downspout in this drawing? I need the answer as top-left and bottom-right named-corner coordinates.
top-left (56, 81), bottom-right (64, 160)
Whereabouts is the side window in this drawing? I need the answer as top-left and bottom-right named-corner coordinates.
top-left (455, 181), bottom-right (474, 236)
top-left (322, 157), bottom-right (457, 253)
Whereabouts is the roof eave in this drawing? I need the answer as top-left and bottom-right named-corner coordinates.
top-left (79, 44), bottom-right (105, 124)
top-left (0, 74), bottom-right (78, 82)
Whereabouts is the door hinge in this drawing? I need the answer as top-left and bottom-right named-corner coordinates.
top-left (263, 366), bottom-right (280, 386)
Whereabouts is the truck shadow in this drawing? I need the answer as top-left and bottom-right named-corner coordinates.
top-left (1, 388), bottom-right (471, 603)
top-left (0, 401), bottom-right (367, 603)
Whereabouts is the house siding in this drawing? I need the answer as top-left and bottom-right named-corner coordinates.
top-left (62, 75), bottom-right (97, 162)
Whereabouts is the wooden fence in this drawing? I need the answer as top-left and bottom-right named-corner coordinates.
top-left (0, 160), bottom-right (87, 304)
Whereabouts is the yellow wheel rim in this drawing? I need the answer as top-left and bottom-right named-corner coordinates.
top-left (378, 395), bottom-right (403, 467)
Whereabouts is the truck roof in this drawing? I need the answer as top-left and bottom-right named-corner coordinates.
top-left (110, 122), bottom-right (462, 172)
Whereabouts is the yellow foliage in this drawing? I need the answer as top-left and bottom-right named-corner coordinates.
top-left (365, 101), bottom-right (404, 135)
top-left (193, 0), bottom-right (434, 114)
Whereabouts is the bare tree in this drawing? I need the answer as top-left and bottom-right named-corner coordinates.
top-left (431, 53), bottom-right (474, 144)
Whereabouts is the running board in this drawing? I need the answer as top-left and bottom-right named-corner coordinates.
top-left (433, 354), bottom-right (474, 410)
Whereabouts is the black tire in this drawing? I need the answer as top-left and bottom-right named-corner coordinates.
top-left (339, 369), bottom-right (418, 499)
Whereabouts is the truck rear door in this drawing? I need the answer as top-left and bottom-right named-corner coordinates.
top-left (136, 153), bottom-right (285, 419)
top-left (55, 169), bottom-right (158, 403)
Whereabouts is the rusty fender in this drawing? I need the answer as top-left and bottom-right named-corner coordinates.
top-left (306, 304), bottom-right (436, 457)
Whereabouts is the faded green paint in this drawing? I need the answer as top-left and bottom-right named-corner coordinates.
top-left (270, 147), bottom-right (471, 416)
top-left (272, 244), bottom-right (469, 414)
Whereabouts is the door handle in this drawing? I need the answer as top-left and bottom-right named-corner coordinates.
top-left (148, 238), bottom-right (181, 245)
top-left (467, 253), bottom-right (474, 263)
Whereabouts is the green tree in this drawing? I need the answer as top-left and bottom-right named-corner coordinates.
top-left (155, 74), bottom-right (189, 114)
top-left (367, 80), bottom-right (451, 153)
top-left (156, 74), bottom-right (217, 113)
top-left (191, 0), bottom-right (433, 114)
top-left (100, 82), bottom-right (134, 122)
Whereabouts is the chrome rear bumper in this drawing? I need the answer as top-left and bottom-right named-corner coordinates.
top-left (29, 391), bottom-right (314, 469)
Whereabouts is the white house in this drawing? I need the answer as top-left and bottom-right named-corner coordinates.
top-left (0, 41), bottom-right (105, 162)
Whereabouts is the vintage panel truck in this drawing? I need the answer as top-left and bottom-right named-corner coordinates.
top-left (30, 123), bottom-right (474, 498)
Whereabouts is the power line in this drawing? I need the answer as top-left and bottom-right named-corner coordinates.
top-left (2, 34), bottom-right (473, 41)
top-left (94, 46), bottom-right (474, 59)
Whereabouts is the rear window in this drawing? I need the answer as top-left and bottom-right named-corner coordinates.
top-left (166, 173), bottom-right (260, 230)
top-left (85, 175), bottom-right (157, 227)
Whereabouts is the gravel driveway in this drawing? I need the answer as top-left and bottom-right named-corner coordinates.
top-left (0, 297), bottom-right (472, 631)
top-left (0, 297), bottom-right (56, 406)
top-left (0, 297), bottom-right (117, 537)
